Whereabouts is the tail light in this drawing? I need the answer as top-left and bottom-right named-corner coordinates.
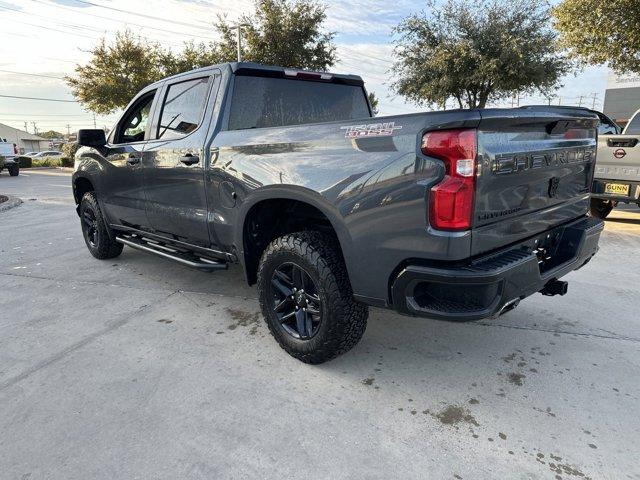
top-left (422, 129), bottom-right (477, 231)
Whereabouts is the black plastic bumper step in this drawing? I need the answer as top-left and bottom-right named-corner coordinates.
top-left (116, 236), bottom-right (228, 271)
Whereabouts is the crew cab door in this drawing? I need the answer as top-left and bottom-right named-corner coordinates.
top-left (100, 87), bottom-right (159, 228)
top-left (141, 71), bottom-right (220, 247)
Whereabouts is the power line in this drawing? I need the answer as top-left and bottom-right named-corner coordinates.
top-left (0, 94), bottom-right (77, 103)
top-left (0, 112), bottom-right (100, 117)
top-left (0, 6), bottom-right (187, 48)
top-left (61, 0), bottom-right (214, 31)
top-left (29, 0), bottom-right (215, 41)
top-left (0, 12), bottom-right (102, 41)
top-left (340, 45), bottom-right (393, 66)
top-left (0, 69), bottom-right (66, 80)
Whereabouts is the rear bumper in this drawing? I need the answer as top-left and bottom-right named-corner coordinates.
top-left (591, 179), bottom-right (640, 203)
top-left (391, 216), bottom-right (603, 321)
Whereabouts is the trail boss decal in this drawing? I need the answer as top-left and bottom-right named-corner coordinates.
top-left (341, 122), bottom-right (403, 139)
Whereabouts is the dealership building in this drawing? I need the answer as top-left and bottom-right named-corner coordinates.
top-left (603, 72), bottom-right (640, 126)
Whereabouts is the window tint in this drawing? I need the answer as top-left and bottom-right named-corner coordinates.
top-left (116, 91), bottom-right (156, 144)
top-left (157, 77), bottom-right (211, 140)
top-left (624, 113), bottom-right (640, 134)
top-left (228, 76), bottom-right (371, 130)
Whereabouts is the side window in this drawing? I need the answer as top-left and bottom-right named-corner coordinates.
top-left (115, 90), bottom-right (156, 144)
top-left (157, 77), bottom-right (211, 140)
top-left (598, 123), bottom-right (619, 135)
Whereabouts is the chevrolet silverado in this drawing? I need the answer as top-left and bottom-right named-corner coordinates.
top-left (72, 62), bottom-right (603, 363)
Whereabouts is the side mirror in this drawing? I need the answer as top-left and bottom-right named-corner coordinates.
top-left (77, 129), bottom-right (106, 148)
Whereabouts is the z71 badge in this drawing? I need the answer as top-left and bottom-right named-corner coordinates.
top-left (341, 122), bottom-right (403, 139)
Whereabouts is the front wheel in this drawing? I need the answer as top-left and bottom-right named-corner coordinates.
top-left (79, 192), bottom-right (123, 259)
top-left (589, 198), bottom-right (613, 220)
top-left (8, 165), bottom-right (19, 176)
top-left (257, 231), bottom-right (368, 364)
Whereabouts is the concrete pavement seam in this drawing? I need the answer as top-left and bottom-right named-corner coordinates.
top-left (0, 291), bottom-right (178, 392)
top-left (0, 271), bottom-right (259, 301)
top-left (475, 321), bottom-right (640, 343)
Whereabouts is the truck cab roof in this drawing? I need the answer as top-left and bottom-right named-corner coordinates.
top-left (154, 62), bottom-right (365, 87)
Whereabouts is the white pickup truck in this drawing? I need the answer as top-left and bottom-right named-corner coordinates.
top-left (592, 108), bottom-right (640, 218)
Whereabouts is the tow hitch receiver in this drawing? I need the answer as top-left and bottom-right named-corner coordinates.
top-left (540, 279), bottom-right (569, 297)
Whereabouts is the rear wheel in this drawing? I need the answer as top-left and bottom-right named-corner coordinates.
top-left (8, 165), bottom-right (19, 176)
top-left (79, 192), bottom-right (123, 259)
top-left (589, 198), bottom-right (613, 220)
top-left (257, 231), bottom-right (368, 364)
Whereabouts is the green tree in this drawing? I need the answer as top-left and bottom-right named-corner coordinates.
top-left (368, 92), bottom-right (380, 115)
top-left (553, 0), bottom-right (640, 74)
top-left (66, 0), bottom-right (336, 114)
top-left (61, 141), bottom-right (80, 160)
top-left (392, 0), bottom-right (570, 109)
top-left (66, 31), bottom-right (165, 115)
top-left (37, 130), bottom-right (64, 139)
top-left (217, 0), bottom-right (336, 70)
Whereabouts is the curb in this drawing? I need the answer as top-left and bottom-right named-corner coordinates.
top-left (0, 194), bottom-right (23, 212)
top-left (26, 167), bottom-right (74, 172)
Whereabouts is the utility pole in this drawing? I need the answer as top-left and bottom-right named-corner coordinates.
top-left (591, 92), bottom-right (599, 110)
top-left (577, 95), bottom-right (584, 107)
top-left (93, 113), bottom-right (97, 129)
top-left (558, 96), bottom-right (562, 106)
top-left (233, 23), bottom-right (250, 62)
top-left (31, 122), bottom-right (38, 135)
top-left (24, 121), bottom-right (28, 133)
top-left (66, 124), bottom-right (71, 136)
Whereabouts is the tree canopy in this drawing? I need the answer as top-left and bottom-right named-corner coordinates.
top-left (392, 0), bottom-right (570, 109)
top-left (37, 130), bottom-right (64, 139)
top-left (217, 0), bottom-right (336, 70)
top-left (67, 0), bottom-right (336, 114)
top-left (553, 0), bottom-right (640, 75)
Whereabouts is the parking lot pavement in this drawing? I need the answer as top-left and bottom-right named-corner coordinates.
top-left (1, 170), bottom-right (639, 480)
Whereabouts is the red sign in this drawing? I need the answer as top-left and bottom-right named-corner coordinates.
top-left (614, 148), bottom-right (626, 159)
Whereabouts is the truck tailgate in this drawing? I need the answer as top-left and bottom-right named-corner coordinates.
top-left (471, 109), bottom-right (598, 256)
top-left (595, 134), bottom-right (640, 182)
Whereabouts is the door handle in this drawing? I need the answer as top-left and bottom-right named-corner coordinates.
top-left (607, 138), bottom-right (638, 148)
top-left (127, 153), bottom-right (141, 165)
top-left (179, 154), bottom-right (200, 165)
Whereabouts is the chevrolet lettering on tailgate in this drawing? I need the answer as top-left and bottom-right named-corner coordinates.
top-left (493, 148), bottom-right (594, 175)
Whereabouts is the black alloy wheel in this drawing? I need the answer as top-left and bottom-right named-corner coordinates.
top-left (79, 192), bottom-right (123, 259)
top-left (269, 262), bottom-right (322, 339)
top-left (257, 231), bottom-right (369, 364)
top-left (82, 204), bottom-right (99, 248)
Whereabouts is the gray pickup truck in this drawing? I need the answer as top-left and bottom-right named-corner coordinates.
top-left (72, 62), bottom-right (603, 363)
top-left (0, 142), bottom-right (20, 176)
top-left (592, 108), bottom-right (640, 218)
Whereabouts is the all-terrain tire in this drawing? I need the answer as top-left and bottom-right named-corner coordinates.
top-left (8, 165), bottom-right (19, 176)
top-left (79, 192), bottom-right (123, 259)
top-left (589, 198), bottom-right (613, 220)
top-left (257, 231), bottom-right (368, 364)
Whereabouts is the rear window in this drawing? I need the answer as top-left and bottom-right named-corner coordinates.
top-left (228, 75), bottom-right (370, 130)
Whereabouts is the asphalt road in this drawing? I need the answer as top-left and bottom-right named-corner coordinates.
top-left (1, 170), bottom-right (639, 480)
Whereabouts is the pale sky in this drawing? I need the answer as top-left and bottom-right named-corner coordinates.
top-left (0, 0), bottom-right (608, 135)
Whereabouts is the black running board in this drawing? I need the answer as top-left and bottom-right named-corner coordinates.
top-left (116, 236), bottom-right (228, 271)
